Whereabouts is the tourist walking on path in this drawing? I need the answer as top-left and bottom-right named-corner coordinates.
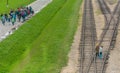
top-left (99, 46), bottom-right (103, 59)
top-left (8, 14), bottom-right (11, 23)
top-left (0, 6), bottom-right (34, 24)
top-left (5, 14), bottom-right (8, 21)
top-left (95, 43), bottom-right (99, 57)
top-left (0, 0), bottom-right (51, 41)
top-left (21, 10), bottom-right (26, 22)
top-left (11, 17), bottom-right (15, 25)
top-left (29, 6), bottom-right (34, 15)
top-left (17, 8), bottom-right (22, 22)
top-left (1, 14), bottom-right (6, 25)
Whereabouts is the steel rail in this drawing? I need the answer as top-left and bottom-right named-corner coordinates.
top-left (79, 0), bottom-right (97, 73)
top-left (97, 0), bottom-right (120, 73)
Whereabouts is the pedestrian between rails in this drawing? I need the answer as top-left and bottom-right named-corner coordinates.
top-left (95, 43), bottom-right (99, 57)
top-left (99, 46), bottom-right (103, 59)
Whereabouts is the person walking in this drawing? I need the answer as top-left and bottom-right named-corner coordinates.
top-left (1, 14), bottom-right (6, 25)
top-left (11, 17), bottom-right (15, 25)
top-left (12, 11), bottom-right (16, 22)
top-left (99, 46), bottom-right (103, 59)
top-left (95, 43), bottom-right (99, 57)
top-left (8, 14), bottom-right (11, 22)
top-left (21, 10), bottom-right (26, 22)
top-left (16, 9), bottom-right (21, 22)
top-left (29, 6), bottom-right (34, 15)
top-left (5, 13), bottom-right (8, 21)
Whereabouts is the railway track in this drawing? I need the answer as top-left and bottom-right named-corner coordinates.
top-left (79, 0), bottom-right (120, 73)
top-left (79, 0), bottom-right (97, 73)
top-left (98, 0), bottom-right (120, 46)
top-left (97, 0), bottom-right (120, 73)
top-left (97, 0), bottom-right (111, 14)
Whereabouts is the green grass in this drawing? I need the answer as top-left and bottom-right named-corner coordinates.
top-left (0, 0), bottom-right (35, 14)
top-left (0, 0), bottom-right (83, 73)
top-left (0, 0), bottom-right (67, 72)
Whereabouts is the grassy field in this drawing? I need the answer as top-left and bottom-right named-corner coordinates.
top-left (0, 0), bottom-right (83, 73)
top-left (0, 0), bottom-right (35, 14)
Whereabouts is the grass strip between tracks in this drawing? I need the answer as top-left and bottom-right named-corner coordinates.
top-left (0, 0), bottom-right (83, 72)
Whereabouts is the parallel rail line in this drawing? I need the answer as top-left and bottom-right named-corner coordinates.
top-left (79, 0), bottom-right (97, 73)
top-left (79, 0), bottom-right (120, 73)
top-left (97, 0), bottom-right (120, 73)
top-left (98, 0), bottom-right (120, 73)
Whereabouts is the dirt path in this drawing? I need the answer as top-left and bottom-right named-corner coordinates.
top-left (100, 1), bottom-right (120, 73)
top-left (92, 0), bottom-right (118, 41)
top-left (93, 0), bottom-right (120, 73)
top-left (106, 25), bottom-right (120, 73)
top-left (105, 1), bottom-right (120, 72)
top-left (0, 0), bottom-right (52, 41)
top-left (105, 0), bottom-right (118, 12)
top-left (92, 0), bottom-right (105, 41)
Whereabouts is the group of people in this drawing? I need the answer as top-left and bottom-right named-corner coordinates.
top-left (0, 6), bottom-right (34, 25)
top-left (95, 44), bottom-right (103, 59)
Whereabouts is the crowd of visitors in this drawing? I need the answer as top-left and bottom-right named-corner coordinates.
top-left (0, 6), bottom-right (34, 25)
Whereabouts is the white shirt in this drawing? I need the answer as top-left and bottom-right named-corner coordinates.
top-left (99, 47), bottom-right (103, 53)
